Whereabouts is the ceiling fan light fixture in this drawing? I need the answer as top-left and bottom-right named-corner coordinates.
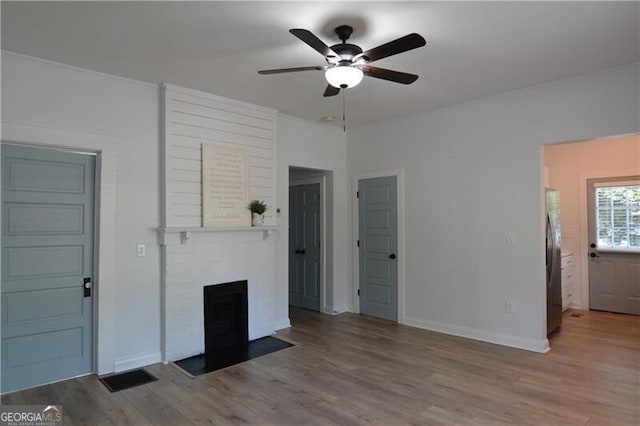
top-left (325, 65), bottom-right (363, 89)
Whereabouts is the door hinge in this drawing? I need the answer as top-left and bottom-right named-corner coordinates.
top-left (357, 240), bottom-right (360, 247)
top-left (356, 191), bottom-right (359, 198)
top-left (357, 289), bottom-right (360, 296)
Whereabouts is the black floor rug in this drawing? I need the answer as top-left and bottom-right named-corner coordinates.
top-left (175, 336), bottom-right (293, 377)
top-left (99, 369), bottom-right (158, 392)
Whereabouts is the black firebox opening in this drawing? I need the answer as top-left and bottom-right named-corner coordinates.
top-left (204, 280), bottom-right (248, 357)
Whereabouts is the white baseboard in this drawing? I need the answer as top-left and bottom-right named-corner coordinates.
top-left (113, 351), bottom-right (162, 373)
top-left (402, 316), bottom-right (549, 354)
top-left (323, 305), bottom-right (341, 315)
top-left (331, 304), bottom-right (349, 314)
top-left (274, 319), bottom-right (291, 331)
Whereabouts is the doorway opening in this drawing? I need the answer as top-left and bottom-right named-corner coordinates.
top-left (1, 144), bottom-right (97, 393)
top-left (288, 167), bottom-right (333, 314)
top-left (542, 134), bottom-right (640, 340)
top-left (352, 169), bottom-right (405, 323)
top-left (2, 123), bottom-right (118, 382)
top-left (587, 177), bottom-right (640, 315)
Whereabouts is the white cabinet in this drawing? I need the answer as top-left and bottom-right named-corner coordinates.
top-left (561, 253), bottom-right (575, 311)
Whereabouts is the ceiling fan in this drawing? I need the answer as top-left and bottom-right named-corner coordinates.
top-left (258, 25), bottom-right (426, 97)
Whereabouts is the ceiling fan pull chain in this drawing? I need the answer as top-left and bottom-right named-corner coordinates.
top-left (342, 90), bottom-right (346, 132)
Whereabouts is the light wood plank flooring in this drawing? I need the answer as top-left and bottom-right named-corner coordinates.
top-left (1, 308), bottom-right (639, 425)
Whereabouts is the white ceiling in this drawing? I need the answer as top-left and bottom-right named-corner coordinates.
top-left (2, 1), bottom-right (638, 126)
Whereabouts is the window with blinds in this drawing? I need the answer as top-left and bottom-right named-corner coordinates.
top-left (595, 184), bottom-right (640, 249)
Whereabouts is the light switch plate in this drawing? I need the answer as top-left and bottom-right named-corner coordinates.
top-left (137, 244), bottom-right (146, 257)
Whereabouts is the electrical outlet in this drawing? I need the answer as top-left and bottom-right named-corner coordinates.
top-left (505, 232), bottom-right (516, 245)
top-left (137, 244), bottom-right (146, 257)
top-left (505, 300), bottom-right (514, 313)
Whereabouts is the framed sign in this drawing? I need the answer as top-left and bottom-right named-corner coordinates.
top-left (202, 144), bottom-right (250, 226)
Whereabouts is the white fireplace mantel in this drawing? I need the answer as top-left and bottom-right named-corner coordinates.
top-left (158, 226), bottom-right (280, 245)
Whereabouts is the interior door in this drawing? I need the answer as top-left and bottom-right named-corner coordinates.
top-left (587, 178), bottom-right (640, 315)
top-left (358, 176), bottom-right (398, 321)
top-left (1, 144), bottom-right (95, 392)
top-left (288, 183), bottom-right (320, 311)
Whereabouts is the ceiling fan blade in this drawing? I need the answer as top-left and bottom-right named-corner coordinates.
top-left (359, 33), bottom-right (426, 63)
top-left (323, 84), bottom-right (340, 97)
top-left (290, 29), bottom-right (339, 61)
top-left (258, 65), bottom-right (326, 75)
top-left (361, 65), bottom-right (419, 84)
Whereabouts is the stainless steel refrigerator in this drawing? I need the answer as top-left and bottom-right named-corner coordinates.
top-left (546, 188), bottom-right (562, 335)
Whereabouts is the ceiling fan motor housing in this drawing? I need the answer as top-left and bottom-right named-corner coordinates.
top-left (328, 25), bottom-right (364, 62)
top-left (329, 43), bottom-right (363, 62)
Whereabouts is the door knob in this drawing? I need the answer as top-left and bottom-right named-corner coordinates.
top-left (590, 243), bottom-right (596, 248)
top-left (590, 252), bottom-right (600, 258)
top-left (389, 253), bottom-right (396, 259)
top-left (83, 277), bottom-right (92, 298)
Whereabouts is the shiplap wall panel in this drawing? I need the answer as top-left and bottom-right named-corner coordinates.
top-left (163, 84), bottom-right (278, 227)
top-left (171, 127), bottom-right (273, 150)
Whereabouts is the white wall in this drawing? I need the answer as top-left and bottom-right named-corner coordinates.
top-left (276, 115), bottom-right (348, 327)
top-left (1, 52), bottom-right (350, 371)
top-left (2, 52), bottom-right (162, 371)
top-left (4, 48), bottom-right (637, 366)
top-left (348, 63), bottom-right (640, 352)
top-left (544, 135), bottom-right (640, 309)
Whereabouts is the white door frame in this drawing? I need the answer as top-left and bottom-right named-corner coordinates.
top-left (352, 169), bottom-right (405, 322)
top-left (1, 122), bottom-right (118, 375)
top-left (289, 176), bottom-right (326, 313)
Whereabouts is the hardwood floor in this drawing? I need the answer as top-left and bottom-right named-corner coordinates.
top-left (2, 308), bottom-right (639, 425)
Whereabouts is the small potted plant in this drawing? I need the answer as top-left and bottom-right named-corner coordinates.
top-left (248, 200), bottom-right (268, 226)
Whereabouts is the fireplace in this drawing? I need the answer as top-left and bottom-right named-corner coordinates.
top-left (203, 280), bottom-right (248, 357)
top-left (174, 279), bottom-right (293, 376)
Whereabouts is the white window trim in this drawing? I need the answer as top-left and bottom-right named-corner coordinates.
top-left (594, 183), bottom-right (640, 250)
top-left (593, 179), bottom-right (640, 188)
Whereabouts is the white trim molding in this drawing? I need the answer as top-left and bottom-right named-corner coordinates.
top-left (114, 351), bottom-right (162, 373)
top-left (352, 169), bottom-right (406, 323)
top-left (274, 319), bottom-right (292, 331)
top-left (1, 122), bottom-right (118, 375)
top-left (403, 316), bottom-right (550, 354)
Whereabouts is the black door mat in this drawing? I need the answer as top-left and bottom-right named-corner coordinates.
top-left (99, 368), bottom-right (158, 392)
top-left (174, 336), bottom-right (293, 377)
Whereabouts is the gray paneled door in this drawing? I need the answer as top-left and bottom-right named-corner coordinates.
top-left (2, 145), bottom-right (95, 392)
top-left (358, 176), bottom-right (398, 321)
top-left (289, 183), bottom-right (320, 311)
top-left (588, 178), bottom-right (640, 315)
